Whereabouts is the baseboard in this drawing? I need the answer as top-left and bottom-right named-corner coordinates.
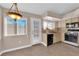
top-left (53, 41), bottom-right (62, 44)
top-left (64, 41), bottom-right (78, 46)
top-left (0, 44), bottom-right (32, 55)
top-left (41, 42), bottom-right (47, 46)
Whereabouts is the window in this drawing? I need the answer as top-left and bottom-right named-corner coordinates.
top-left (4, 16), bottom-right (27, 36)
top-left (48, 22), bottom-right (55, 30)
top-left (17, 18), bottom-right (27, 35)
top-left (4, 17), bottom-right (15, 36)
top-left (43, 20), bottom-right (55, 30)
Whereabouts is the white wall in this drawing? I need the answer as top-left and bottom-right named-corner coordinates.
top-left (3, 35), bottom-right (30, 50)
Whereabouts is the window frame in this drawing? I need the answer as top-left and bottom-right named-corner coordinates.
top-left (4, 17), bottom-right (27, 36)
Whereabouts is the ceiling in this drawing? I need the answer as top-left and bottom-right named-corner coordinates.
top-left (0, 3), bottom-right (79, 16)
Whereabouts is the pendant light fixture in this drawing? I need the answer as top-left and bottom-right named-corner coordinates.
top-left (7, 3), bottom-right (22, 20)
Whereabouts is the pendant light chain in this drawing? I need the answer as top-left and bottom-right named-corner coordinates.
top-left (8, 3), bottom-right (14, 12)
top-left (8, 3), bottom-right (19, 13)
top-left (7, 3), bottom-right (22, 19)
top-left (15, 3), bottom-right (19, 13)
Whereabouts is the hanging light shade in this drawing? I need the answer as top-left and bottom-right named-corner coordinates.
top-left (7, 3), bottom-right (22, 20)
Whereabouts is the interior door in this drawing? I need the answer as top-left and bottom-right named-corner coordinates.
top-left (31, 17), bottom-right (42, 44)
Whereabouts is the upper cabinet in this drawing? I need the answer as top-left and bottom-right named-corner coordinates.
top-left (65, 17), bottom-right (79, 31)
top-left (65, 17), bottom-right (79, 23)
top-left (65, 18), bottom-right (72, 23)
top-left (72, 17), bottom-right (79, 22)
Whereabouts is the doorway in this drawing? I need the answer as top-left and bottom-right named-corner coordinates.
top-left (31, 17), bottom-right (42, 45)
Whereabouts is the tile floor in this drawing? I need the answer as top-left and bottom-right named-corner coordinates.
top-left (1, 43), bottom-right (79, 56)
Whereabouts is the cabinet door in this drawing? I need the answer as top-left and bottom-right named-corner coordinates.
top-left (65, 19), bottom-right (71, 23)
top-left (72, 17), bottom-right (78, 22)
